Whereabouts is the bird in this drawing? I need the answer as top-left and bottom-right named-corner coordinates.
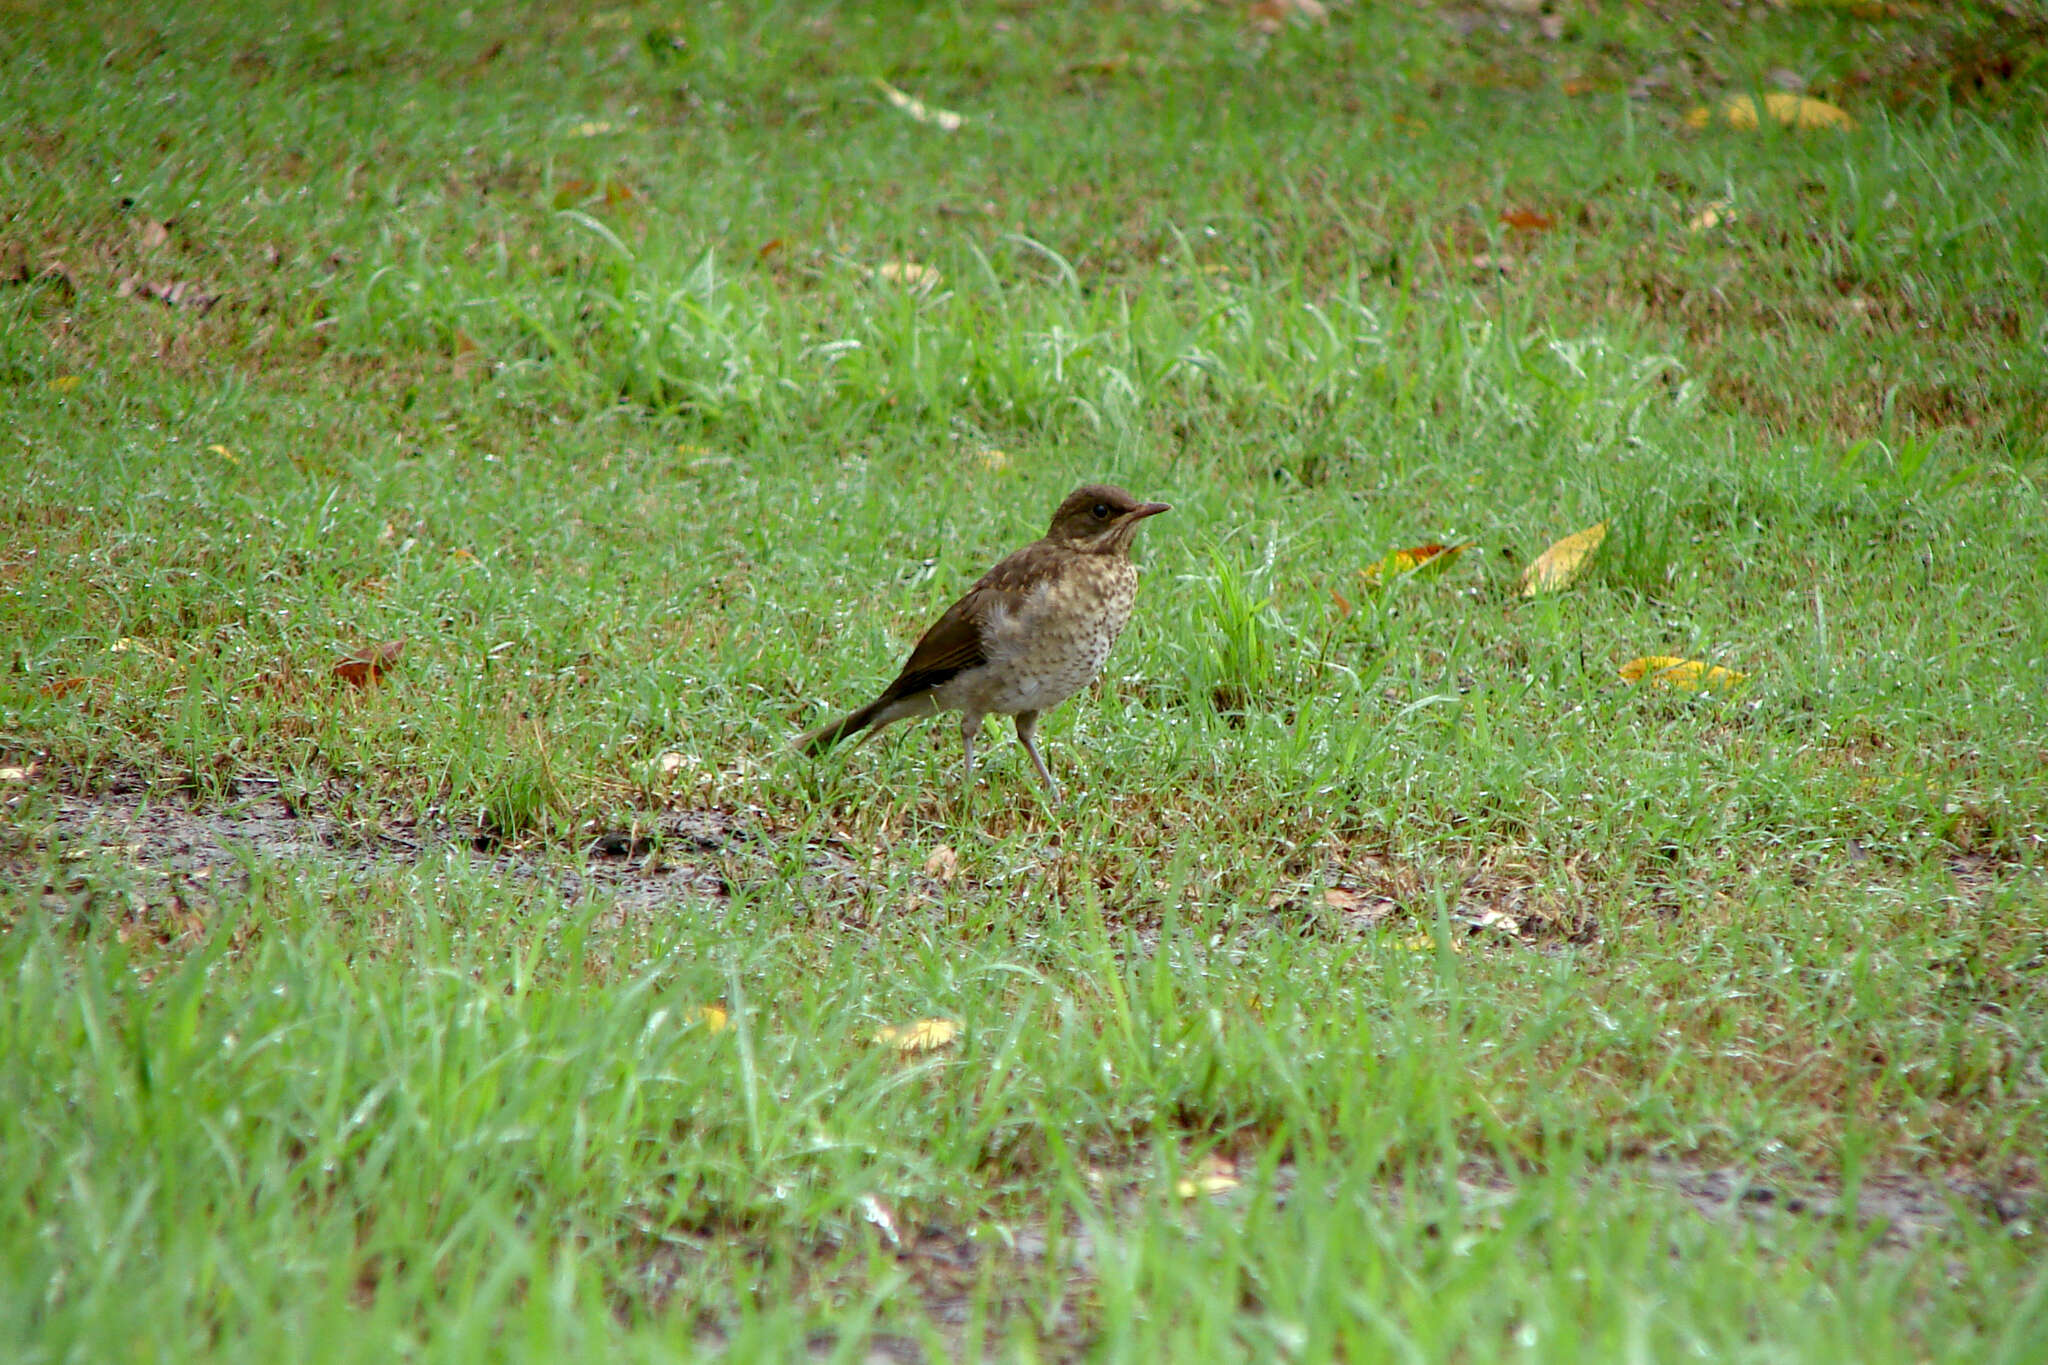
top-left (799, 483), bottom-right (1171, 799)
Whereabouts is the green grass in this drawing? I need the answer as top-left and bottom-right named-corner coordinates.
top-left (4, 0), bottom-right (2047, 1359)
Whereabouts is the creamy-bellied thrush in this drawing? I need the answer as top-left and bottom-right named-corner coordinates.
top-left (798, 483), bottom-right (1170, 798)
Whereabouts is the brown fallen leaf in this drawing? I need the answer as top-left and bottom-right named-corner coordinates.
top-left (1519, 522), bottom-right (1607, 596)
top-left (1317, 886), bottom-right (1397, 930)
top-left (1498, 208), bottom-right (1556, 232)
top-left (0, 762), bottom-right (40, 782)
top-left (116, 277), bottom-right (219, 312)
top-left (333, 639), bottom-right (406, 687)
top-left (1248, 0), bottom-right (1328, 33)
top-left (1618, 656), bottom-right (1750, 692)
top-left (452, 329), bottom-right (483, 378)
top-left (138, 219), bottom-right (171, 251)
top-left (924, 843), bottom-right (959, 883)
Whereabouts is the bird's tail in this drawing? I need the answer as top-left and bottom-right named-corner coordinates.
top-left (797, 699), bottom-right (886, 756)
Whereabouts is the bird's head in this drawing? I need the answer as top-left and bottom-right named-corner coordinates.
top-left (1046, 483), bottom-right (1171, 554)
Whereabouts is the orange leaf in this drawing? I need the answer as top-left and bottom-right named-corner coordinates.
top-left (1361, 542), bottom-right (1469, 590)
top-left (1499, 208), bottom-right (1556, 232)
top-left (333, 639), bottom-right (405, 687)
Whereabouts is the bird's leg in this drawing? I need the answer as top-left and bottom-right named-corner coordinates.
top-left (959, 712), bottom-right (985, 792)
top-left (1014, 710), bottom-right (1061, 802)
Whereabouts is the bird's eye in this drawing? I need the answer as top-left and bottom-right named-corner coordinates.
top-left (1091, 502), bottom-right (1111, 520)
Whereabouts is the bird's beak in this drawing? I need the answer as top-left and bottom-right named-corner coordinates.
top-left (1127, 502), bottom-right (1171, 520)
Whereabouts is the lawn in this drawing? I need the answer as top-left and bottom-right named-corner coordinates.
top-left (3, 0), bottom-right (2046, 1359)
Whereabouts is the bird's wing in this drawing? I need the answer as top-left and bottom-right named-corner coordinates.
top-left (880, 541), bottom-right (1051, 701)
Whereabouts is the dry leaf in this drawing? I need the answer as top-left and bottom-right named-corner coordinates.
top-left (924, 844), bottom-right (959, 883)
top-left (873, 1018), bottom-right (960, 1053)
top-left (1688, 198), bottom-right (1735, 232)
top-left (48, 375), bottom-right (81, 393)
top-left (1684, 93), bottom-right (1854, 131)
top-left (1498, 208), bottom-right (1556, 232)
top-left (1329, 586), bottom-right (1354, 617)
top-left (1248, 0), bottom-right (1328, 33)
top-left (857, 1192), bottom-right (902, 1246)
top-left (1618, 656), bottom-right (1750, 692)
top-left (1319, 886), bottom-right (1397, 928)
top-left (1175, 1153), bottom-right (1241, 1198)
top-left (974, 447), bottom-right (1011, 473)
top-left (38, 678), bottom-right (89, 698)
top-left (658, 751), bottom-right (687, 775)
top-left (452, 329), bottom-right (483, 379)
top-left (567, 120), bottom-right (620, 138)
top-left (0, 763), bottom-right (39, 782)
top-left (1361, 542), bottom-right (1469, 590)
top-left (1519, 522), bottom-right (1607, 596)
top-left (696, 1004), bottom-right (730, 1032)
top-left (876, 260), bottom-right (942, 290)
top-left (1399, 933), bottom-right (1465, 954)
top-left (116, 277), bottom-right (218, 312)
top-left (875, 79), bottom-right (964, 132)
top-left (138, 219), bottom-right (171, 251)
top-left (332, 639), bottom-right (405, 687)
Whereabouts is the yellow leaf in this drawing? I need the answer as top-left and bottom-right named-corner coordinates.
top-left (874, 79), bottom-right (964, 132)
top-left (1687, 199), bottom-right (1735, 232)
top-left (973, 447), bottom-right (1010, 473)
top-left (567, 120), bottom-right (621, 138)
top-left (207, 443), bottom-right (241, 465)
top-left (876, 260), bottom-right (942, 290)
top-left (1399, 933), bottom-right (1465, 954)
top-left (1618, 656), bottom-right (1751, 692)
top-left (873, 1018), bottom-right (960, 1053)
top-left (1361, 542), bottom-right (1470, 590)
top-left (1519, 521), bottom-right (1607, 596)
top-left (1174, 1153), bottom-right (1240, 1198)
top-left (696, 1004), bottom-right (729, 1032)
top-left (49, 375), bottom-right (81, 393)
top-left (1685, 93), bottom-right (1854, 131)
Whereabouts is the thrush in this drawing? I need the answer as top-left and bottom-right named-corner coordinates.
top-left (799, 483), bottom-right (1171, 799)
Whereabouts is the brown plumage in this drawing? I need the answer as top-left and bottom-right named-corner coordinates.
top-left (799, 483), bottom-right (1171, 798)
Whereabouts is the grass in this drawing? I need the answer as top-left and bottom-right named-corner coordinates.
top-left (4, 0), bottom-right (2047, 1358)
